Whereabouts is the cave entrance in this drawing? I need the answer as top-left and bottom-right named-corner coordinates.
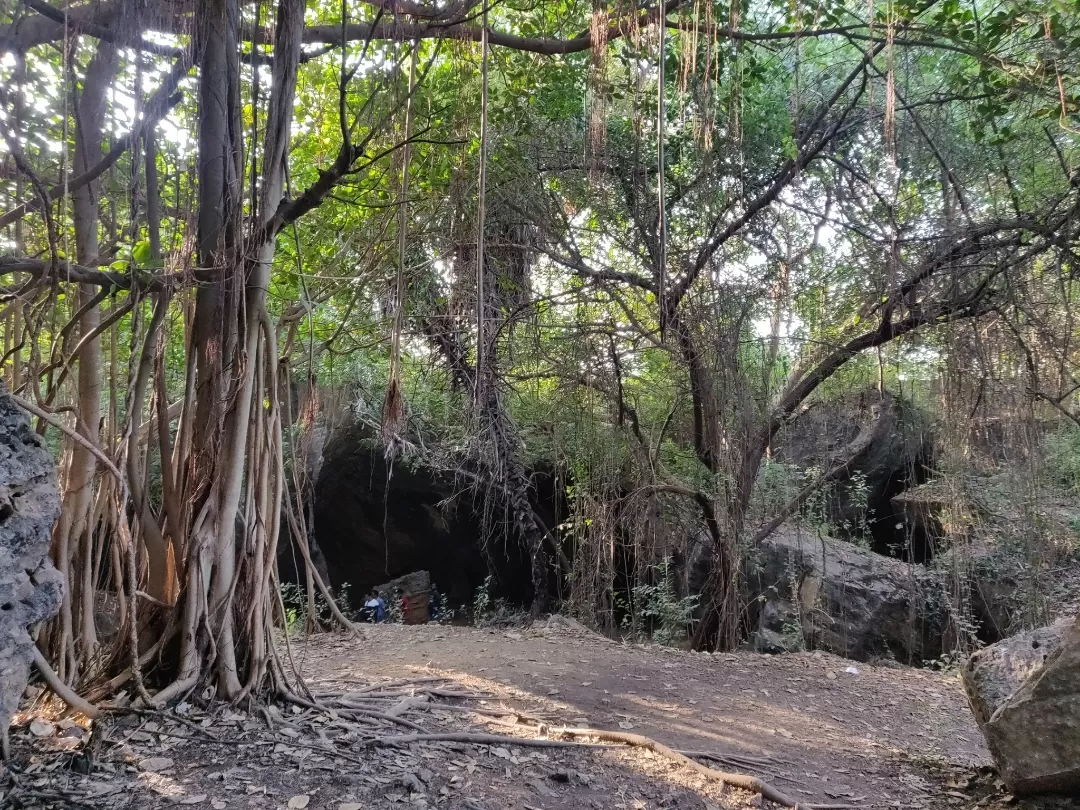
top-left (865, 469), bottom-right (942, 564)
top-left (296, 428), bottom-right (561, 616)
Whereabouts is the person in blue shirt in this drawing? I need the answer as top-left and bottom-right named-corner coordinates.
top-left (374, 590), bottom-right (387, 622)
top-left (428, 583), bottom-right (443, 623)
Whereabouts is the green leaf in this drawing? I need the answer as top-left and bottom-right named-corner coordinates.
top-left (132, 239), bottom-right (153, 265)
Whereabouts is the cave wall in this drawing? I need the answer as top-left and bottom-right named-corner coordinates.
top-left (305, 424), bottom-right (561, 608)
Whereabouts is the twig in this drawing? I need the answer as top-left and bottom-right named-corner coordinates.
top-left (103, 707), bottom-right (220, 742)
top-left (314, 676), bottom-right (450, 693)
top-left (361, 731), bottom-right (603, 749)
top-left (3, 785), bottom-right (100, 810)
top-left (675, 748), bottom-right (776, 769)
top-left (338, 707), bottom-right (428, 732)
top-left (256, 735), bottom-right (371, 767)
top-left (423, 688), bottom-right (492, 699)
top-left (426, 703), bottom-right (553, 723)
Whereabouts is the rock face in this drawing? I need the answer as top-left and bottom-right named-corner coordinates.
top-left (962, 618), bottom-right (1080, 794)
top-left (310, 423), bottom-right (560, 608)
top-left (744, 525), bottom-right (949, 662)
top-left (773, 389), bottom-right (936, 560)
top-left (0, 390), bottom-right (62, 736)
top-left (962, 621), bottom-right (1069, 726)
top-left (372, 570), bottom-right (431, 624)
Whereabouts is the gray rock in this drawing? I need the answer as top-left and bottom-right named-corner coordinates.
top-left (772, 388), bottom-right (934, 552)
top-left (752, 598), bottom-right (802, 654)
top-left (0, 388), bottom-right (62, 737)
top-left (744, 525), bottom-right (949, 662)
top-left (961, 620), bottom-right (1068, 726)
top-left (963, 617), bottom-right (1080, 794)
top-left (372, 569), bottom-right (430, 624)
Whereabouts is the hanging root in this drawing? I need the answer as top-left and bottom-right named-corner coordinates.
top-left (380, 375), bottom-right (406, 451)
top-left (587, 2), bottom-right (609, 169)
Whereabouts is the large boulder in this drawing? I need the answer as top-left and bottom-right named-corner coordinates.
top-left (744, 525), bottom-right (949, 662)
top-left (962, 620), bottom-right (1069, 726)
top-left (0, 390), bottom-right (62, 737)
top-left (372, 570), bottom-right (431, 624)
top-left (772, 389), bottom-right (936, 560)
top-left (962, 618), bottom-right (1080, 795)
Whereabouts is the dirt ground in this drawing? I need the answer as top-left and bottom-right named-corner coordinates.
top-left (2, 621), bottom-right (1052, 810)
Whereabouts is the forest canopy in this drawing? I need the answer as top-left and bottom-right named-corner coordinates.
top-left (0, 0), bottom-right (1078, 701)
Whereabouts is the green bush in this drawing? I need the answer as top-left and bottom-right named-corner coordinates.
top-left (631, 557), bottom-right (699, 645)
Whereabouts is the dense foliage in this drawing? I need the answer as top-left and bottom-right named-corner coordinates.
top-left (0, 0), bottom-right (1078, 697)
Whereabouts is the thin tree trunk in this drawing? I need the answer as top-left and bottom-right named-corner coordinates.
top-left (51, 38), bottom-right (118, 677)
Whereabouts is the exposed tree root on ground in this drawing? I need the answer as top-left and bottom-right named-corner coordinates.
top-left (549, 727), bottom-right (856, 810)
top-left (29, 643), bottom-right (99, 720)
top-left (310, 674), bottom-right (827, 808)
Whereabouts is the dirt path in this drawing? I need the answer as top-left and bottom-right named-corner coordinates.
top-left (6, 622), bottom-right (994, 810)
top-left (291, 622), bottom-right (989, 808)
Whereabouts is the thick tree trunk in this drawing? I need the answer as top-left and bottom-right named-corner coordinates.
top-left (165, 0), bottom-right (304, 699)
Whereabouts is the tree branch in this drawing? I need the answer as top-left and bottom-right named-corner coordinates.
top-left (0, 257), bottom-right (186, 291)
top-left (0, 52), bottom-right (192, 230)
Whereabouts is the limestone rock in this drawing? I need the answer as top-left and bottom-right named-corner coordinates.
top-left (961, 620), bottom-right (1068, 726)
top-left (963, 617), bottom-right (1080, 794)
top-left (372, 570), bottom-right (430, 624)
top-left (772, 388), bottom-right (935, 558)
top-left (0, 390), bottom-right (62, 736)
top-left (744, 525), bottom-right (948, 662)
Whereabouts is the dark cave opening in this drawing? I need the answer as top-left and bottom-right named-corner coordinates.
top-left (286, 427), bottom-right (562, 613)
top-left (864, 466), bottom-right (941, 564)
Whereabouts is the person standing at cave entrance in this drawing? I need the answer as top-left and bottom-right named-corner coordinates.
top-left (428, 583), bottom-right (443, 623)
top-left (374, 590), bottom-right (387, 622)
top-left (397, 587), bottom-right (411, 623)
